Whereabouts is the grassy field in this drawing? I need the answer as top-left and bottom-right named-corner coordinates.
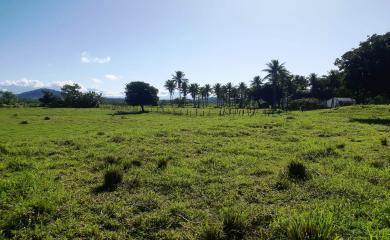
top-left (0, 105), bottom-right (389, 239)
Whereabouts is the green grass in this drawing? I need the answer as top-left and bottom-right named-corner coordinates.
top-left (0, 105), bottom-right (389, 239)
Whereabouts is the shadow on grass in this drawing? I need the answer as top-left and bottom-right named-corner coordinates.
top-left (92, 185), bottom-right (117, 193)
top-left (351, 118), bottom-right (390, 126)
top-left (111, 111), bottom-right (149, 116)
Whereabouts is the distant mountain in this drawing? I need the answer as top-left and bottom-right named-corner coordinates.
top-left (17, 88), bottom-right (61, 100)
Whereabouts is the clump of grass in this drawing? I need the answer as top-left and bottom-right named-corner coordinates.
top-left (275, 177), bottom-right (291, 190)
top-left (7, 159), bottom-right (33, 172)
top-left (127, 176), bottom-right (140, 190)
top-left (0, 144), bottom-right (8, 155)
top-left (287, 161), bottom-right (309, 181)
top-left (353, 155), bottom-right (364, 162)
top-left (381, 137), bottom-right (388, 146)
top-left (97, 131), bottom-right (105, 136)
top-left (103, 167), bottom-right (123, 190)
top-left (371, 160), bottom-right (385, 169)
top-left (19, 120), bottom-right (28, 124)
top-left (336, 143), bottom-right (345, 149)
top-left (157, 159), bottom-right (168, 170)
top-left (102, 155), bottom-right (121, 165)
top-left (44, 116), bottom-right (50, 120)
top-left (199, 224), bottom-right (224, 240)
top-left (111, 135), bottom-right (125, 143)
top-left (222, 209), bottom-right (248, 240)
top-left (286, 211), bottom-right (339, 240)
top-left (303, 147), bottom-right (337, 161)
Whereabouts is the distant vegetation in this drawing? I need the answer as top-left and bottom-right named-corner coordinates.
top-left (39, 84), bottom-right (102, 108)
top-left (164, 32), bottom-right (390, 110)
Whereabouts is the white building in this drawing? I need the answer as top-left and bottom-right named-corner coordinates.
top-left (326, 97), bottom-right (356, 108)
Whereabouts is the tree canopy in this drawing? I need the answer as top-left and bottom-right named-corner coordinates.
top-left (125, 81), bottom-right (159, 112)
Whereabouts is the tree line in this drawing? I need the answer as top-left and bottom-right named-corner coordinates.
top-left (164, 32), bottom-right (389, 109)
top-left (39, 84), bottom-right (102, 107)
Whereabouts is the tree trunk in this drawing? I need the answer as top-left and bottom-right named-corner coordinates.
top-left (140, 105), bottom-right (144, 112)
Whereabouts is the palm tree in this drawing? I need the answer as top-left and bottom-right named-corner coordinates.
top-left (263, 60), bottom-right (288, 108)
top-left (213, 83), bottom-right (222, 107)
top-left (225, 82), bottom-right (233, 107)
top-left (181, 79), bottom-right (189, 105)
top-left (238, 82), bottom-right (247, 108)
top-left (251, 76), bottom-right (263, 88)
top-left (189, 83), bottom-right (199, 107)
top-left (204, 84), bottom-right (211, 106)
top-left (171, 71), bottom-right (187, 100)
top-left (164, 79), bottom-right (176, 104)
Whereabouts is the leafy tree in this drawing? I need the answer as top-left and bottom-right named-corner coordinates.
top-left (164, 79), bottom-right (176, 104)
top-left (78, 91), bottom-right (102, 108)
top-left (263, 60), bottom-right (288, 108)
top-left (61, 84), bottom-right (82, 107)
top-left (0, 91), bottom-right (17, 105)
top-left (181, 79), bottom-right (189, 101)
top-left (125, 82), bottom-right (159, 112)
top-left (335, 32), bottom-right (390, 102)
top-left (39, 91), bottom-right (62, 107)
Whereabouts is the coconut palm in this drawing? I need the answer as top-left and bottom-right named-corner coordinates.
top-left (171, 71), bottom-right (187, 100)
top-left (181, 79), bottom-right (189, 106)
top-left (213, 83), bottom-right (222, 107)
top-left (225, 82), bottom-right (233, 107)
top-left (263, 60), bottom-right (288, 108)
top-left (238, 82), bottom-right (247, 108)
top-left (204, 84), bottom-right (211, 106)
top-left (189, 83), bottom-right (199, 107)
top-left (164, 79), bottom-right (176, 104)
top-left (251, 76), bottom-right (263, 88)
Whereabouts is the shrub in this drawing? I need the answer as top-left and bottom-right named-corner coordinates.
top-left (103, 167), bottom-right (123, 190)
top-left (286, 211), bottom-right (339, 240)
top-left (199, 224), bottom-right (224, 240)
top-left (20, 120), bottom-right (28, 124)
top-left (287, 161), bottom-right (308, 181)
top-left (44, 116), bottom-right (50, 120)
top-left (222, 209), bottom-right (248, 240)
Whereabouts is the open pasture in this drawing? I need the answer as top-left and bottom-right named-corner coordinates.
top-left (0, 105), bottom-right (389, 239)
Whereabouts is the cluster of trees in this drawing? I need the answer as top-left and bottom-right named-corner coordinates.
top-left (163, 32), bottom-right (389, 109)
top-left (39, 84), bottom-right (102, 108)
top-left (0, 91), bottom-right (18, 105)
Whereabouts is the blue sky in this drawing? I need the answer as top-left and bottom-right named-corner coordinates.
top-left (0, 0), bottom-right (389, 97)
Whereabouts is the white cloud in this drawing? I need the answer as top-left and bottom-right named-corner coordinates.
top-left (104, 74), bottom-right (121, 80)
top-left (0, 78), bottom-right (45, 88)
top-left (91, 78), bottom-right (102, 84)
top-left (81, 51), bottom-right (111, 64)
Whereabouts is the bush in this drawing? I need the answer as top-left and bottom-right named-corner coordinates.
top-left (287, 161), bottom-right (308, 181)
top-left (288, 98), bottom-right (325, 111)
top-left (103, 167), bottom-right (123, 190)
top-left (44, 116), bottom-right (50, 120)
top-left (222, 209), bottom-right (248, 240)
top-left (286, 211), bottom-right (339, 240)
top-left (19, 120), bottom-right (28, 124)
